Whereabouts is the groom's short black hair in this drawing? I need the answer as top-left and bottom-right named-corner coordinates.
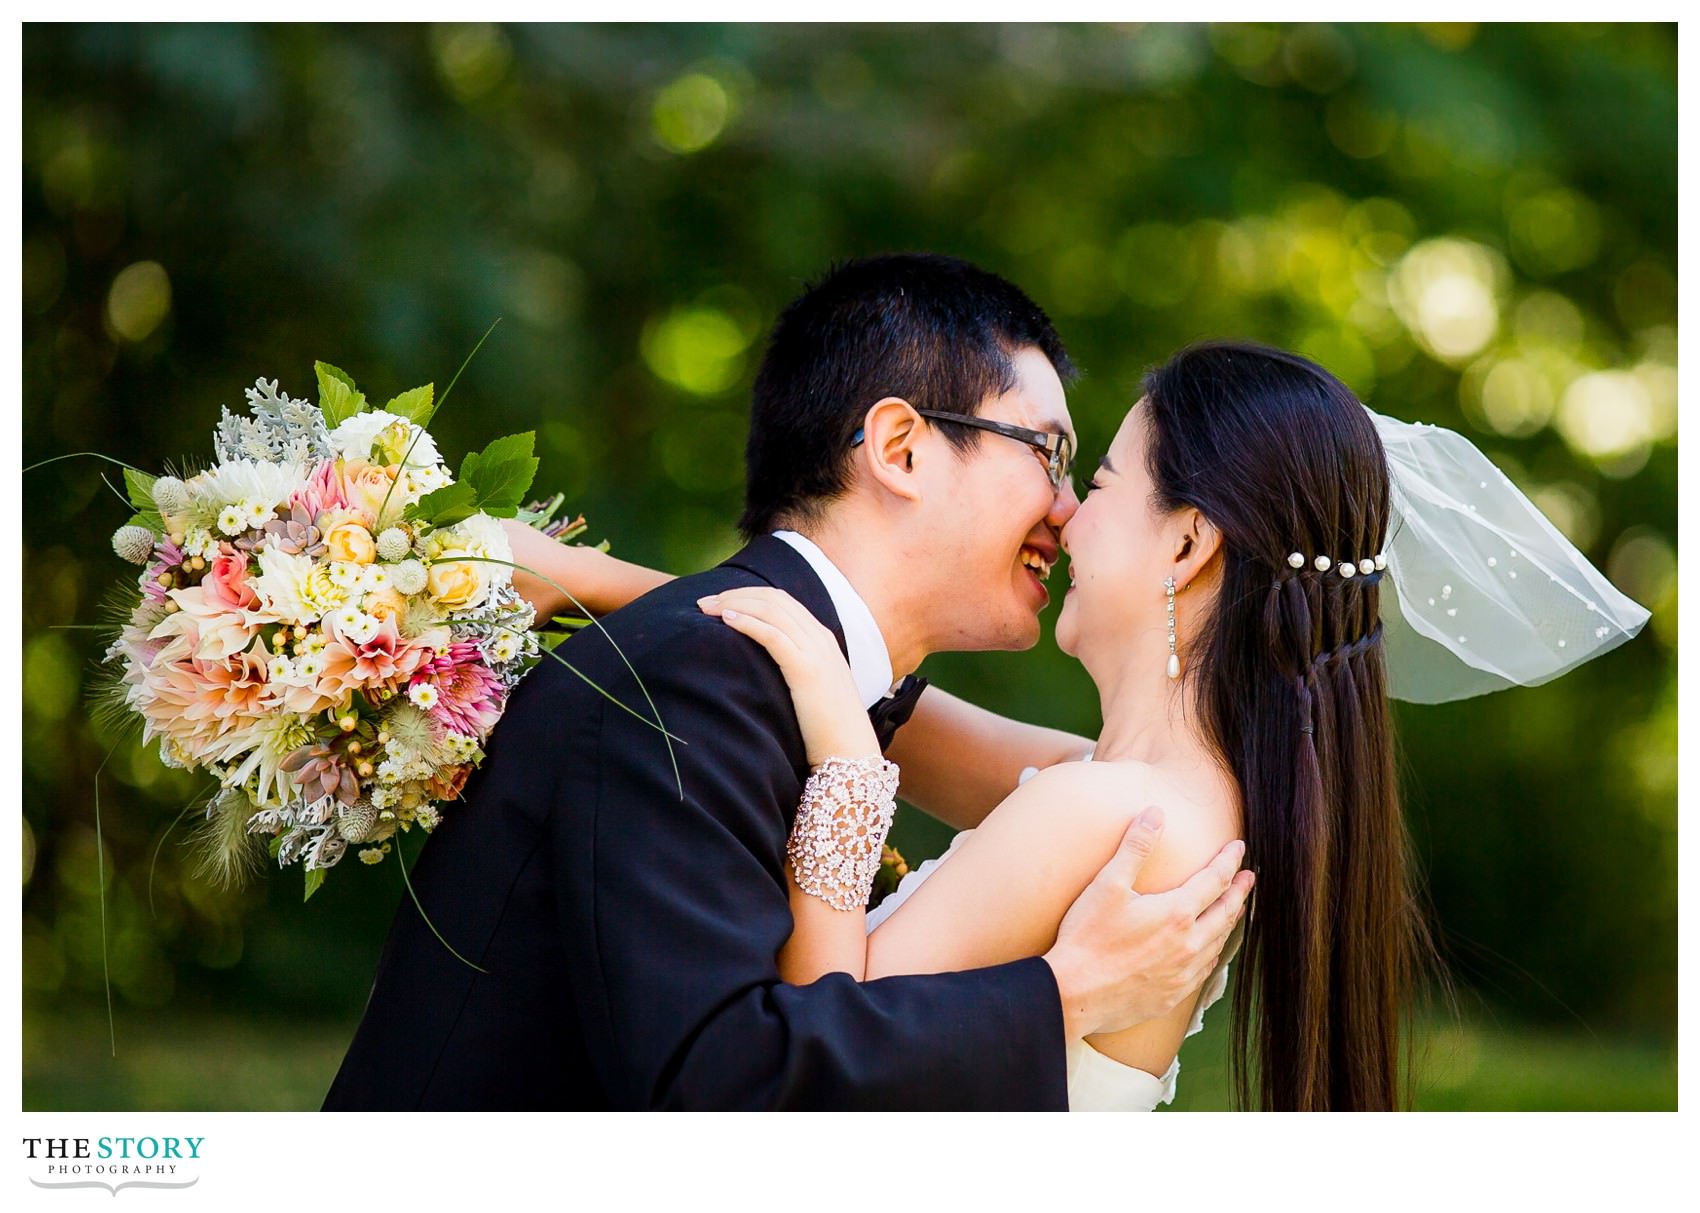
top-left (738, 253), bottom-right (1075, 538)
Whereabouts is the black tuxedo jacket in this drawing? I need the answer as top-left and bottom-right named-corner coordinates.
top-left (322, 535), bottom-right (1067, 1110)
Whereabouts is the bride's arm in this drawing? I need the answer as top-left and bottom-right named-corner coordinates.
top-left (500, 519), bottom-right (673, 623)
top-left (885, 689), bottom-right (1094, 831)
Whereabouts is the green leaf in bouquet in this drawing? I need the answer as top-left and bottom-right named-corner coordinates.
top-left (406, 480), bottom-right (479, 528)
top-left (303, 866), bottom-right (325, 902)
top-left (123, 466), bottom-right (157, 511)
top-left (122, 469), bottom-right (164, 531)
top-left (315, 361), bottom-right (367, 429)
top-left (460, 431), bottom-right (539, 518)
top-left (384, 383), bottom-right (435, 426)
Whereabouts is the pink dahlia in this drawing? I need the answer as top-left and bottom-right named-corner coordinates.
top-left (410, 642), bottom-right (504, 739)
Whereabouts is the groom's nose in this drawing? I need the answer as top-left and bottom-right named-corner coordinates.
top-left (1046, 474), bottom-right (1080, 527)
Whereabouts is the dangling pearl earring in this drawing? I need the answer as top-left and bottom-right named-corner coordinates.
top-left (1165, 577), bottom-right (1181, 680)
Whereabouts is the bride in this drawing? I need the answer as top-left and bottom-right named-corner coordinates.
top-left (693, 339), bottom-right (1646, 1111)
top-left (506, 338), bottom-right (1644, 1111)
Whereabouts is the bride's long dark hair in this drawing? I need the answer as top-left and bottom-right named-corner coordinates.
top-left (1143, 341), bottom-right (1433, 1111)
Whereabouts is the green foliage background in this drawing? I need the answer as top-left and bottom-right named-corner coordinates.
top-left (21, 23), bottom-right (1676, 1109)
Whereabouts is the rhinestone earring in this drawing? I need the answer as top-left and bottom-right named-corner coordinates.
top-left (1165, 577), bottom-right (1180, 680)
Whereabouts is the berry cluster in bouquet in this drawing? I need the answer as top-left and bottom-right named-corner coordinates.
top-left (102, 362), bottom-right (575, 898)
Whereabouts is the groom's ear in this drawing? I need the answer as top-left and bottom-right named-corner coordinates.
top-left (857, 396), bottom-right (924, 501)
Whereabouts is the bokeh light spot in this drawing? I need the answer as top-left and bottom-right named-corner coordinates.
top-left (430, 24), bottom-right (513, 103)
top-left (1463, 357), bottom-right (1555, 438)
top-left (106, 261), bottom-right (172, 344)
top-left (24, 633), bottom-right (79, 723)
top-left (1390, 239), bottom-right (1503, 364)
top-left (641, 305), bottom-right (751, 396)
top-left (652, 73), bottom-right (731, 155)
top-left (1555, 370), bottom-right (1655, 462)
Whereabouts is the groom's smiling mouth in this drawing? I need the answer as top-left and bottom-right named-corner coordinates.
top-left (1018, 545), bottom-right (1055, 581)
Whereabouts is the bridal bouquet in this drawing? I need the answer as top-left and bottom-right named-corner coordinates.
top-left (102, 362), bottom-right (564, 897)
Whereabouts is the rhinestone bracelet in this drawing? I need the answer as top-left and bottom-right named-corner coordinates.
top-left (786, 755), bottom-right (901, 913)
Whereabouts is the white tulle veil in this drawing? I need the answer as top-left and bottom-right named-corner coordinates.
top-left (1369, 408), bottom-right (1649, 704)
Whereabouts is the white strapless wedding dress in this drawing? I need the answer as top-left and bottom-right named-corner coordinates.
top-left (865, 828), bottom-right (1237, 1111)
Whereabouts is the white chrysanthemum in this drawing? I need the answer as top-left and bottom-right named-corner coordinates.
top-left (408, 682), bottom-right (439, 709)
top-left (189, 457), bottom-right (304, 513)
top-left (375, 527), bottom-right (411, 562)
top-left (221, 714), bottom-right (315, 810)
top-left (300, 629), bottom-right (328, 656)
top-left (112, 525), bottom-right (156, 564)
top-left (361, 564), bottom-right (391, 593)
top-left (267, 654), bottom-right (294, 682)
top-left (415, 804), bottom-right (443, 831)
top-left (328, 561), bottom-right (362, 589)
top-left (327, 410), bottom-right (442, 469)
top-left (241, 498), bottom-right (274, 528)
top-left (399, 464), bottom-right (451, 499)
top-left (217, 506), bottom-right (246, 536)
top-left (251, 546), bottom-right (348, 625)
top-left (390, 558), bottom-right (428, 595)
top-left (489, 633), bottom-right (519, 663)
top-left (297, 652), bottom-right (325, 679)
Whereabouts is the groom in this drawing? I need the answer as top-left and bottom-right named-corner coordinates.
top-left (324, 253), bottom-right (1252, 1110)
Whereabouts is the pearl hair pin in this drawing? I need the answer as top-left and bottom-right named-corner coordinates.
top-left (1287, 551), bottom-right (1388, 577)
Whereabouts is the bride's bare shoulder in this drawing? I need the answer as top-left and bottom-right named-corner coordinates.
top-left (1004, 758), bottom-right (1240, 896)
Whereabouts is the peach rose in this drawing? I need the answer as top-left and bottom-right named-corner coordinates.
top-left (362, 587), bottom-right (407, 623)
top-left (339, 460), bottom-right (399, 527)
top-left (426, 555), bottom-right (487, 609)
top-left (324, 519), bottom-right (377, 565)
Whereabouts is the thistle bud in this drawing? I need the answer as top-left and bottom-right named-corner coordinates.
top-left (111, 525), bottom-right (157, 565)
top-left (150, 475), bottom-right (190, 517)
top-left (336, 800), bottom-right (380, 844)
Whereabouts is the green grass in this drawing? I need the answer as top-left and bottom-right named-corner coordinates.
top-left (1162, 1009), bottom-right (1676, 1111)
top-left (23, 1001), bottom-right (1675, 1111)
top-left (24, 1004), bottom-right (351, 1112)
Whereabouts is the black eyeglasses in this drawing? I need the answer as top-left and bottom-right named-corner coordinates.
top-left (851, 409), bottom-right (1075, 491)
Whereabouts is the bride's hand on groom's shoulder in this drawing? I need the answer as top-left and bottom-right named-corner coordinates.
top-left (1044, 809), bottom-right (1253, 1041)
top-left (698, 587), bottom-right (881, 764)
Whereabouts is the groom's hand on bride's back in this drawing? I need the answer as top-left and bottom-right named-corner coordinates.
top-left (1043, 807), bottom-right (1253, 1041)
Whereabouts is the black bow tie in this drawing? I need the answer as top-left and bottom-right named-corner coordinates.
top-left (867, 675), bottom-right (929, 750)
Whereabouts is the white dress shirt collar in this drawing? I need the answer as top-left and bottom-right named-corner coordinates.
top-left (770, 530), bottom-right (896, 709)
